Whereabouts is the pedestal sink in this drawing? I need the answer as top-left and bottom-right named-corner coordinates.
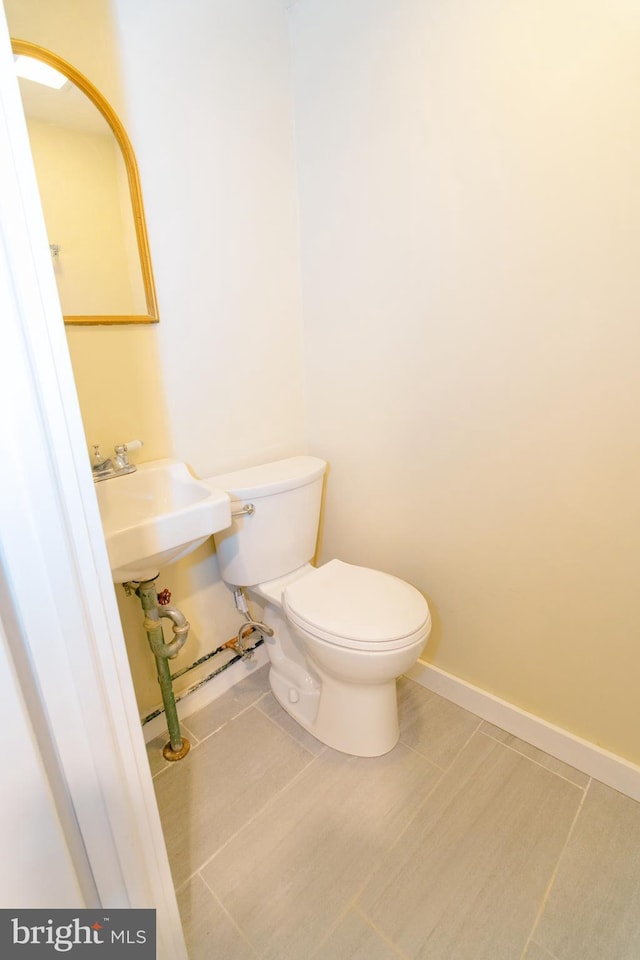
top-left (95, 458), bottom-right (231, 583)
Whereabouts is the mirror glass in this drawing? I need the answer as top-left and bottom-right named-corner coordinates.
top-left (12, 40), bottom-right (158, 325)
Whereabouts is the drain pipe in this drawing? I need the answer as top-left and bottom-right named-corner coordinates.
top-left (130, 579), bottom-right (191, 761)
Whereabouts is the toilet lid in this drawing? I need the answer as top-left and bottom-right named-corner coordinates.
top-left (283, 559), bottom-right (431, 651)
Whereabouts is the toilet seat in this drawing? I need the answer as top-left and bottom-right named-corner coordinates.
top-left (283, 559), bottom-right (431, 652)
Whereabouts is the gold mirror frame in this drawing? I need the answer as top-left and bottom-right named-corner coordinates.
top-left (12, 39), bottom-right (158, 325)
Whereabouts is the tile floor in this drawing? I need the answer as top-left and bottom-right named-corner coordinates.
top-left (147, 665), bottom-right (640, 960)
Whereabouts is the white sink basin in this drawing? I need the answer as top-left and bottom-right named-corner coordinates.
top-left (95, 458), bottom-right (231, 583)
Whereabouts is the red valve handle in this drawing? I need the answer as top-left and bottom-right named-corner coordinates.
top-left (157, 588), bottom-right (172, 606)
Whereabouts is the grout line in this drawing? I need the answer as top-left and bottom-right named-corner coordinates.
top-left (398, 738), bottom-right (448, 770)
top-left (179, 719), bottom-right (199, 744)
top-left (477, 729), bottom-right (589, 791)
top-left (182, 747), bottom-right (321, 886)
top-left (308, 899), bottom-right (412, 960)
top-left (306, 901), bottom-right (358, 960)
top-left (194, 702), bottom-right (260, 744)
top-left (344, 721), bottom-right (559, 943)
top-left (352, 904), bottom-right (413, 960)
top-left (353, 719), bottom-right (482, 907)
top-left (182, 690), bottom-right (272, 749)
top-left (197, 869), bottom-right (263, 958)
top-left (409, 661), bottom-right (640, 802)
top-left (521, 940), bottom-right (562, 960)
top-left (347, 765), bottom-right (451, 910)
top-left (173, 875), bottom-right (190, 898)
top-left (397, 688), bottom-right (484, 775)
top-left (148, 688), bottom-right (277, 780)
top-left (253, 695), bottom-right (327, 758)
top-left (437, 717), bottom-right (485, 772)
top-left (402, 677), bottom-right (587, 792)
top-left (518, 778), bottom-right (592, 960)
top-left (355, 720), bottom-right (487, 895)
top-left (150, 727), bottom-right (208, 781)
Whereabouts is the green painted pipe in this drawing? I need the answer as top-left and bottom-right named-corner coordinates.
top-left (135, 579), bottom-right (190, 760)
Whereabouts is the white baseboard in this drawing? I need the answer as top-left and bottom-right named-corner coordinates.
top-left (142, 644), bottom-right (269, 743)
top-left (407, 659), bottom-right (640, 802)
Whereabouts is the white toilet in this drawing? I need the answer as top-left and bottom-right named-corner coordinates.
top-left (209, 456), bottom-right (431, 757)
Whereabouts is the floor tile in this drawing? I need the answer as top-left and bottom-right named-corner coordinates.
top-left (256, 690), bottom-right (327, 756)
top-left (177, 874), bottom-right (259, 960)
top-left (397, 677), bottom-right (481, 768)
top-left (153, 668), bottom-right (640, 960)
top-left (154, 705), bottom-right (314, 888)
top-left (533, 779), bottom-right (640, 960)
top-left (181, 663), bottom-right (270, 741)
top-left (310, 909), bottom-right (406, 960)
top-left (524, 943), bottom-right (560, 960)
top-left (479, 722), bottom-right (590, 788)
top-left (358, 732), bottom-right (582, 960)
top-left (200, 742), bottom-right (442, 960)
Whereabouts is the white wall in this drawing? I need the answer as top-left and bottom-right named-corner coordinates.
top-left (0, 622), bottom-right (83, 907)
top-left (109, 0), bottom-right (306, 477)
top-left (291, 0), bottom-right (640, 764)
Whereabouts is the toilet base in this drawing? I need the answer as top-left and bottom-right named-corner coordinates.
top-left (268, 658), bottom-right (320, 730)
top-left (257, 596), bottom-right (420, 758)
top-left (269, 661), bottom-right (400, 758)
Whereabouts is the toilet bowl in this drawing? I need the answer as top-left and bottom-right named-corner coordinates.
top-left (208, 457), bottom-right (431, 757)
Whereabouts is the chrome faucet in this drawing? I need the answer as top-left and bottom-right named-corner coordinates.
top-left (91, 440), bottom-right (143, 482)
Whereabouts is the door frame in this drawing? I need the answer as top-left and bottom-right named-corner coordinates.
top-left (0, 8), bottom-right (186, 956)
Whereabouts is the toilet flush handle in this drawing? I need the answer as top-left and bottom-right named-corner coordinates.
top-left (231, 503), bottom-right (255, 518)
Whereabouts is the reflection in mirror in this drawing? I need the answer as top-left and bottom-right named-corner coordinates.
top-left (11, 40), bottom-right (158, 325)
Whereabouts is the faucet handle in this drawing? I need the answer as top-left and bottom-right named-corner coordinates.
top-left (114, 439), bottom-right (143, 455)
top-left (113, 440), bottom-right (144, 459)
top-left (91, 444), bottom-right (113, 480)
top-left (113, 439), bottom-right (143, 470)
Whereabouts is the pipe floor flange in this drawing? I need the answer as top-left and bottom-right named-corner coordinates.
top-left (162, 738), bottom-right (191, 761)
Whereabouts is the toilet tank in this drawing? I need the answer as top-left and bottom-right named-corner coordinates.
top-left (206, 456), bottom-right (327, 587)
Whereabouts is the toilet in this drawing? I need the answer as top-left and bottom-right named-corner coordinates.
top-left (208, 456), bottom-right (431, 757)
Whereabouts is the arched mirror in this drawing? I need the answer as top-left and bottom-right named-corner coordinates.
top-left (11, 39), bottom-right (158, 325)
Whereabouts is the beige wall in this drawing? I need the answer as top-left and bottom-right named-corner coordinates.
top-left (5, 0), bottom-right (306, 716)
top-left (6, 0), bottom-right (174, 462)
top-left (291, 0), bottom-right (640, 763)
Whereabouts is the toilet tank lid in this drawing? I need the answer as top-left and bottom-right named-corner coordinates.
top-left (205, 456), bottom-right (326, 499)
